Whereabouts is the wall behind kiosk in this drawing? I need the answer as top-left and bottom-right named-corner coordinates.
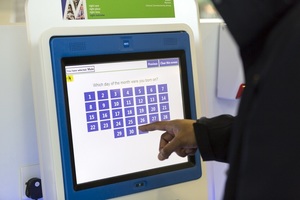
top-left (0, 24), bottom-right (40, 200)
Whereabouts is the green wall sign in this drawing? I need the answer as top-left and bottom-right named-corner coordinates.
top-left (86, 0), bottom-right (175, 19)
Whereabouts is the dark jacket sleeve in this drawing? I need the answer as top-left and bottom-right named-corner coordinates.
top-left (193, 115), bottom-right (234, 163)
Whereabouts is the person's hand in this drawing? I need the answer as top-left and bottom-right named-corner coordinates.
top-left (138, 119), bottom-right (198, 161)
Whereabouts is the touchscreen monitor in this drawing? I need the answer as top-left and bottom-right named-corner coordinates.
top-left (50, 31), bottom-right (201, 199)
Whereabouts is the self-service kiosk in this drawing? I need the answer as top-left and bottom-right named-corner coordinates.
top-left (25, 0), bottom-right (207, 199)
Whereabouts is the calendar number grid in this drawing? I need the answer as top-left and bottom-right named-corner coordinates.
top-left (84, 84), bottom-right (170, 138)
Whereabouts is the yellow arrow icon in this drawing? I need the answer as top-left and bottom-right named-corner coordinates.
top-left (66, 75), bottom-right (74, 82)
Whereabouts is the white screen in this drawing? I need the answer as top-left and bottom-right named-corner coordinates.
top-left (65, 56), bottom-right (188, 184)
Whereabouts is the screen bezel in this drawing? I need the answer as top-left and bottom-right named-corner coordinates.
top-left (50, 32), bottom-right (201, 199)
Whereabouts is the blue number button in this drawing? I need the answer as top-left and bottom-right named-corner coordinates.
top-left (123, 97), bottom-right (134, 107)
top-left (135, 86), bottom-right (145, 96)
top-left (147, 95), bottom-right (157, 104)
top-left (110, 89), bottom-right (121, 98)
top-left (158, 84), bottom-right (168, 93)
top-left (99, 110), bottom-right (110, 120)
top-left (85, 102), bottom-right (96, 112)
top-left (84, 92), bottom-right (96, 101)
top-left (112, 109), bottom-right (123, 118)
top-left (86, 112), bottom-right (97, 122)
top-left (146, 85), bottom-right (156, 94)
top-left (149, 114), bottom-right (159, 123)
top-left (125, 117), bottom-right (136, 126)
top-left (126, 127), bottom-right (137, 136)
top-left (114, 129), bottom-right (125, 138)
top-left (148, 104), bottom-right (158, 113)
top-left (123, 88), bottom-right (133, 97)
top-left (124, 107), bottom-right (135, 116)
top-left (111, 99), bottom-right (122, 108)
top-left (98, 100), bottom-right (109, 110)
top-left (160, 103), bottom-right (170, 112)
top-left (87, 122), bottom-right (99, 132)
top-left (159, 93), bottom-right (169, 102)
top-left (137, 106), bottom-right (147, 115)
top-left (137, 115), bottom-right (148, 125)
top-left (161, 112), bottom-right (170, 121)
top-left (136, 96), bottom-right (146, 105)
top-left (97, 90), bottom-right (108, 100)
top-left (113, 118), bottom-right (124, 128)
top-left (100, 120), bottom-right (111, 130)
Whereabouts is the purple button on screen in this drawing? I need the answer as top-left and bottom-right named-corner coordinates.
top-left (136, 96), bottom-right (146, 105)
top-left (99, 110), bottom-right (110, 120)
top-left (158, 84), bottom-right (168, 93)
top-left (160, 103), bottom-right (170, 112)
top-left (135, 86), bottom-right (145, 96)
top-left (85, 102), bottom-right (96, 112)
top-left (149, 114), bottom-right (159, 123)
top-left (147, 95), bottom-right (157, 104)
top-left (98, 100), bottom-right (109, 110)
top-left (136, 106), bottom-right (147, 115)
top-left (137, 115), bottom-right (148, 125)
top-left (126, 127), bottom-right (137, 136)
top-left (112, 109), bottom-right (123, 118)
top-left (97, 90), bottom-right (108, 100)
top-left (100, 120), bottom-right (111, 130)
top-left (124, 107), bottom-right (135, 116)
top-left (86, 112), bottom-right (98, 122)
top-left (148, 104), bottom-right (158, 113)
top-left (87, 122), bottom-right (99, 132)
top-left (84, 92), bottom-right (96, 101)
top-left (114, 129), bottom-right (125, 138)
top-left (123, 88), bottom-right (133, 97)
top-left (159, 93), bottom-right (169, 102)
top-left (146, 85), bottom-right (156, 94)
top-left (123, 97), bottom-right (134, 107)
top-left (113, 118), bottom-right (124, 128)
top-left (160, 112), bottom-right (170, 121)
top-left (147, 60), bottom-right (159, 68)
top-left (125, 117), bottom-right (136, 126)
top-left (110, 89), bottom-right (121, 98)
top-left (159, 58), bottom-right (179, 67)
top-left (111, 99), bottom-right (122, 108)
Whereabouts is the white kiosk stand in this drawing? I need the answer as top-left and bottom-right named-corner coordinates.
top-left (26, 0), bottom-right (208, 199)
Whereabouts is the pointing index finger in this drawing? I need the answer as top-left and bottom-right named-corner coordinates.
top-left (138, 121), bottom-right (169, 132)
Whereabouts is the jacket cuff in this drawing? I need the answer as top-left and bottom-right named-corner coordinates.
top-left (193, 117), bottom-right (216, 161)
